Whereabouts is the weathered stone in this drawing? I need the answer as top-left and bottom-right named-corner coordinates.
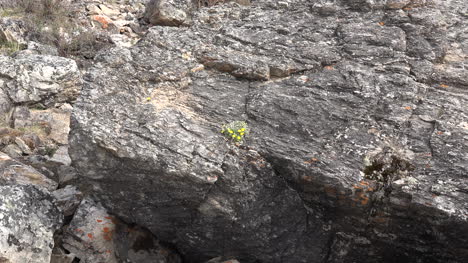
top-left (50, 146), bottom-right (72, 166)
top-left (57, 165), bottom-right (78, 186)
top-left (51, 185), bottom-right (83, 217)
top-left (0, 87), bottom-right (12, 126)
top-left (1, 144), bottom-right (22, 158)
top-left (0, 17), bottom-right (27, 45)
top-left (62, 198), bottom-right (181, 263)
top-left (0, 54), bottom-right (82, 107)
top-left (144, 0), bottom-right (192, 26)
top-left (14, 107), bottom-right (71, 145)
top-left (14, 137), bottom-right (31, 155)
top-left (70, 0), bottom-right (468, 262)
top-left (0, 184), bottom-right (63, 263)
top-left (62, 198), bottom-right (119, 263)
top-left (98, 4), bottom-right (121, 17)
top-left (21, 41), bottom-right (59, 56)
top-left (0, 151), bottom-right (58, 191)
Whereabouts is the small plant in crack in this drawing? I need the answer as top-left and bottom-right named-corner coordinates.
top-left (221, 121), bottom-right (248, 144)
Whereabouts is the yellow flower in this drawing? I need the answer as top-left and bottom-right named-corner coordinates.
top-left (221, 130), bottom-right (224, 133)
top-left (146, 97), bottom-right (151, 101)
top-left (229, 130), bottom-right (233, 134)
top-left (237, 136), bottom-right (241, 140)
top-left (237, 129), bottom-right (242, 132)
top-left (232, 135), bottom-right (236, 138)
top-left (241, 128), bottom-right (245, 131)
top-left (240, 132), bottom-right (244, 136)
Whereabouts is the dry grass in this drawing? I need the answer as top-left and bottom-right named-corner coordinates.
top-left (1, 0), bottom-right (112, 63)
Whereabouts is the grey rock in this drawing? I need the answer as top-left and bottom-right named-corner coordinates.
top-left (0, 54), bottom-right (82, 107)
top-left (50, 146), bottom-right (72, 166)
top-left (62, 198), bottom-right (119, 263)
top-left (57, 165), bottom-right (79, 186)
top-left (0, 87), bottom-right (13, 126)
top-left (0, 151), bottom-right (58, 191)
top-left (13, 106), bottom-right (71, 146)
top-left (14, 137), bottom-right (32, 155)
top-left (22, 41), bottom-right (60, 56)
top-left (0, 17), bottom-right (27, 45)
top-left (144, 0), bottom-right (193, 26)
top-left (51, 185), bottom-right (83, 216)
top-left (70, 0), bottom-right (468, 262)
top-left (1, 144), bottom-right (22, 158)
top-left (0, 184), bottom-right (63, 263)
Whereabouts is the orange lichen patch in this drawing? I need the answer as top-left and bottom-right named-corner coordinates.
top-left (425, 202), bottom-right (432, 206)
top-left (436, 131), bottom-right (444, 135)
top-left (92, 15), bottom-right (111, 29)
top-left (404, 106), bottom-right (412, 110)
top-left (439, 84), bottom-right (449, 88)
top-left (366, 187), bottom-right (375, 192)
top-left (104, 216), bottom-right (113, 220)
top-left (97, 219), bottom-right (103, 223)
top-left (353, 184), bottom-right (363, 190)
top-left (103, 227), bottom-right (111, 233)
top-left (353, 191), bottom-right (370, 206)
top-left (75, 228), bottom-right (83, 232)
top-left (403, 7), bottom-right (412, 11)
top-left (378, 22), bottom-right (385, 26)
top-left (324, 65), bottom-right (334, 70)
top-left (87, 233), bottom-right (94, 239)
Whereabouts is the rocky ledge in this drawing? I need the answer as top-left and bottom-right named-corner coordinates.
top-left (69, 0), bottom-right (468, 262)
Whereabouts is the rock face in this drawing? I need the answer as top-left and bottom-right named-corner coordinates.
top-left (70, 0), bottom-right (468, 262)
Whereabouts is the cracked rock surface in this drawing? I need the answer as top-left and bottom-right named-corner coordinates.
top-left (70, 0), bottom-right (468, 262)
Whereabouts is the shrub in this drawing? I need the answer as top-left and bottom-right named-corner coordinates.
top-left (221, 121), bottom-right (248, 143)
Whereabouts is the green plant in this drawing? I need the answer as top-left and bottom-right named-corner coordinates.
top-left (221, 121), bottom-right (248, 143)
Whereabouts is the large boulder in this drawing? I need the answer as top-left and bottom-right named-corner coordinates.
top-left (70, 0), bottom-right (468, 262)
